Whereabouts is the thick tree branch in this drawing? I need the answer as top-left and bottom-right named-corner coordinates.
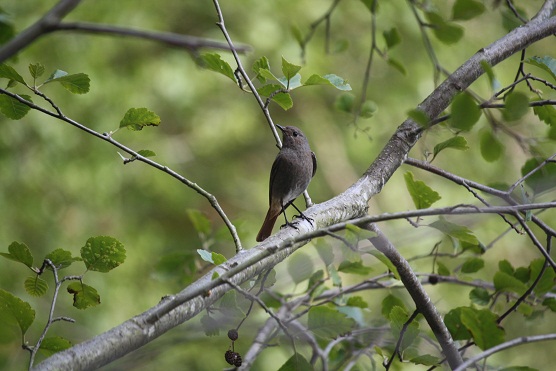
top-left (366, 224), bottom-right (464, 368)
top-left (0, 0), bottom-right (249, 62)
top-left (0, 0), bottom-right (83, 62)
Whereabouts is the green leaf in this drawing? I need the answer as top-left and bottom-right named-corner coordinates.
top-left (480, 60), bottom-right (501, 91)
top-left (493, 271), bottom-right (527, 294)
top-left (290, 25), bottom-right (304, 48)
top-left (530, 258), bottom-right (556, 296)
top-left (452, 0), bottom-right (485, 21)
top-left (334, 93), bottom-right (355, 113)
top-left (503, 92), bottom-right (529, 121)
top-left (368, 249), bottom-right (400, 279)
top-left (252, 56), bottom-right (270, 83)
top-left (0, 289), bottom-right (35, 336)
top-left (45, 248), bottom-right (81, 270)
top-left (0, 241), bottom-right (33, 268)
top-left (186, 209), bottom-right (211, 237)
top-left (426, 12), bottom-right (464, 44)
top-left (432, 136), bottom-right (469, 160)
top-left (407, 108), bottom-right (429, 126)
top-left (307, 306), bottom-right (355, 339)
top-left (346, 296), bottom-right (368, 308)
top-left (390, 307), bottom-right (420, 351)
top-left (44, 72), bottom-right (90, 94)
top-left (461, 257), bottom-right (484, 273)
top-left (307, 269), bottom-right (325, 292)
top-left (328, 264), bottom-right (342, 287)
top-left (0, 13), bottom-right (15, 45)
top-left (271, 91), bottom-right (293, 110)
top-left (410, 354), bottom-right (441, 366)
top-left (500, 367), bottom-right (538, 371)
top-left (338, 260), bottom-right (372, 275)
top-left (501, 7), bottom-right (527, 31)
top-left (200, 314), bottom-right (219, 336)
top-left (521, 158), bottom-right (556, 194)
top-left (198, 53), bottom-right (235, 82)
top-left (332, 39), bottom-right (349, 53)
top-left (304, 73), bottom-right (352, 91)
top-left (119, 107), bottom-right (161, 131)
top-left (257, 83), bottom-right (293, 109)
top-left (525, 56), bottom-right (556, 82)
top-left (450, 92), bottom-right (481, 131)
top-left (469, 287), bottom-right (491, 306)
top-left (387, 58), bottom-right (407, 75)
top-left (445, 307), bottom-right (472, 340)
top-left (359, 0), bottom-right (378, 13)
top-left (29, 63), bottom-right (45, 79)
top-left (44, 69), bottom-right (68, 82)
top-left (287, 252), bottom-right (314, 284)
top-left (24, 276), bottom-right (48, 297)
top-left (81, 236), bottom-right (125, 273)
top-left (196, 249), bottom-right (213, 263)
top-left (429, 218), bottom-right (479, 245)
top-left (480, 129), bottom-right (504, 162)
top-left (0, 63), bottom-right (26, 84)
top-left (344, 223), bottom-right (377, 240)
top-left (0, 93), bottom-right (32, 119)
top-left (67, 282), bottom-right (100, 309)
top-left (257, 83), bottom-right (285, 98)
top-left (437, 261), bottom-right (451, 276)
top-left (382, 294), bottom-right (406, 319)
top-left (278, 73), bottom-right (302, 90)
top-left (211, 252), bottom-right (227, 265)
top-left (383, 27), bottom-right (400, 48)
top-left (404, 171), bottom-right (441, 209)
top-left (322, 74), bottom-right (351, 91)
top-left (315, 239), bottom-right (335, 266)
top-left (533, 104), bottom-right (556, 126)
top-left (281, 56), bottom-right (302, 81)
top-left (278, 353), bottom-right (313, 371)
top-left (514, 267), bottom-right (530, 283)
top-left (542, 297), bottom-right (556, 312)
top-left (218, 290), bottom-right (245, 319)
top-left (360, 100), bottom-right (377, 118)
top-left (460, 307), bottom-right (505, 350)
top-left (499, 260), bottom-right (514, 275)
top-left (137, 149), bottom-right (156, 158)
top-left (258, 68), bottom-right (281, 84)
top-left (38, 336), bottom-right (72, 356)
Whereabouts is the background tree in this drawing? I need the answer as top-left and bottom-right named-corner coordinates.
top-left (1, 0), bottom-right (556, 370)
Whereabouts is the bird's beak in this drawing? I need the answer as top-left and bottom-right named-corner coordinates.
top-left (276, 124), bottom-right (285, 132)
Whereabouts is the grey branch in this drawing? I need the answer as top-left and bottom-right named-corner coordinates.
top-left (0, 0), bottom-right (249, 62)
top-left (454, 333), bottom-right (556, 371)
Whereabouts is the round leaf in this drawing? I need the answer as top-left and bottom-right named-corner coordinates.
top-left (81, 236), bottom-right (125, 272)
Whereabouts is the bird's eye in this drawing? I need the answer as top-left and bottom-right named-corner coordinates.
top-left (292, 131), bottom-right (298, 137)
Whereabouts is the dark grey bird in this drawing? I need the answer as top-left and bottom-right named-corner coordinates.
top-left (256, 125), bottom-right (317, 242)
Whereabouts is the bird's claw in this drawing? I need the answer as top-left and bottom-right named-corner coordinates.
top-left (294, 213), bottom-right (314, 226)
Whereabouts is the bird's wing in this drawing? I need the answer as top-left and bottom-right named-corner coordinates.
top-left (311, 151), bottom-right (317, 177)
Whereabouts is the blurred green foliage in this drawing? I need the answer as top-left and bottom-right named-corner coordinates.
top-left (1, 0), bottom-right (556, 370)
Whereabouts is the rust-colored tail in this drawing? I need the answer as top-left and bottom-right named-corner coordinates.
top-left (256, 208), bottom-right (280, 242)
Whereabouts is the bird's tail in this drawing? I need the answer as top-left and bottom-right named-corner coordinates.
top-left (256, 208), bottom-right (279, 242)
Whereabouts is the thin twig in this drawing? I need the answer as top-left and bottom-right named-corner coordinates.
top-left (54, 22), bottom-right (250, 52)
top-left (454, 334), bottom-right (556, 371)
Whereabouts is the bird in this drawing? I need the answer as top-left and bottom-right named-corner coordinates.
top-left (256, 125), bottom-right (317, 242)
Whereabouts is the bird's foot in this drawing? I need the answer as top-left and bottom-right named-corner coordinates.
top-left (293, 212), bottom-right (314, 226)
top-left (280, 220), bottom-right (299, 230)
